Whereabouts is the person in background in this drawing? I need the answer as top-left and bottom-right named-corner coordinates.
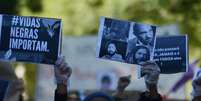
top-left (113, 61), bottom-right (161, 101)
top-left (84, 92), bottom-right (114, 101)
top-left (0, 61), bottom-right (24, 101)
top-left (83, 75), bottom-right (131, 101)
top-left (54, 56), bottom-right (161, 101)
top-left (113, 75), bottom-right (131, 101)
top-left (191, 69), bottom-right (201, 101)
top-left (100, 75), bottom-right (112, 91)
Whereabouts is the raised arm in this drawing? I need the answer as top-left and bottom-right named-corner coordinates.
top-left (54, 56), bottom-right (72, 101)
top-left (113, 75), bottom-right (131, 101)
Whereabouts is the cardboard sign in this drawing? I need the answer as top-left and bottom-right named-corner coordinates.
top-left (96, 17), bottom-right (157, 65)
top-left (0, 80), bottom-right (9, 101)
top-left (154, 35), bottom-right (188, 73)
top-left (0, 14), bottom-right (62, 65)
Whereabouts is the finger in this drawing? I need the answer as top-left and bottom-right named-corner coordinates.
top-left (55, 57), bottom-right (63, 67)
top-left (55, 55), bottom-right (65, 65)
top-left (61, 62), bottom-right (68, 71)
top-left (67, 67), bottom-right (72, 77)
top-left (57, 57), bottom-right (66, 69)
top-left (140, 61), bottom-right (156, 66)
top-left (120, 76), bottom-right (131, 83)
top-left (141, 67), bottom-right (153, 72)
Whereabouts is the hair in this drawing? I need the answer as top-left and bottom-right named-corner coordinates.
top-left (84, 92), bottom-right (114, 101)
top-left (133, 23), bottom-right (154, 35)
top-left (101, 75), bottom-right (111, 84)
top-left (132, 46), bottom-right (150, 64)
top-left (104, 40), bottom-right (117, 52)
top-left (68, 91), bottom-right (81, 101)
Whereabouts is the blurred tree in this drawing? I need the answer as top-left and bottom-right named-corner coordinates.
top-left (24, 63), bottom-right (36, 101)
top-left (25, 0), bottom-right (43, 12)
top-left (123, 0), bottom-right (201, 57)
top-left (0, 0), bottom-right (20, 14)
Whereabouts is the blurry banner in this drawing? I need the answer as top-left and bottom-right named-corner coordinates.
top-left (168, 59), bottom-right (199, 95)
top-left (0, 80), bottom-right (9, 101)
top-left (0, 14), bottom-right (62, 64)
top-left (154, 35), bottom-right (188, 73)
top-left (96, 17), bottom-right (157, 65)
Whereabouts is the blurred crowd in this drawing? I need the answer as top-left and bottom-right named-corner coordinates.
top-left (0, 56), bottom-right (201, 101)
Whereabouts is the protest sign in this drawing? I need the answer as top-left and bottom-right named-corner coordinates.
top-left (0, 14), bottom-right (62, 64)
top-left (138, 35), bottom-right (188, 78)
top-left (154, 35), bottom-right (188, 73)
top-left (96, 17), bottom-right (157, 65)
top-left (0, 80), bottom-right (9, 101)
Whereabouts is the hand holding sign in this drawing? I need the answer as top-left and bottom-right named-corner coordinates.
top-left (54, 55), bottom-right (72, 85)
top-left (113, 75), bottom-right (131, 100)
top-left (192, 69), bottom-right (201, 98)
top-left (117, 75), bottom-right (131, 92)
top-left (97, 17), bottom-right (157, 65)
top-left (140, 61), bottom-right (160, 91)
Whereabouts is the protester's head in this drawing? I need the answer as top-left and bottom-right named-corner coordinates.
top-left (105, 41), bottom-right (117, 56)
top-left (132, 46), bottom-right (150, 64)
top-left (133, 23), bottom-right (154, 45)
top-left (100, 75), bottom-right (111, 90)
top-left (192, 70), bottom-right (201, 101)
top-left (68, 91), bottom-right (81, 101)
top-left (84, 92), bottom-right (114, 101)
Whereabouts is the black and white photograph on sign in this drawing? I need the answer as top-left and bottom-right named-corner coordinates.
top-left (126, 45), bottom-right (150, 64)
top-left (0, 14), bottom-right (62, 65)
top-left (99, 39), bottom-right (127, 62)
top-left (102, 18), bottom-right (130, 41)
top-left (126, 22), bottom-right (156, 64)
top-left (97, 17), bottom-right (157, 65)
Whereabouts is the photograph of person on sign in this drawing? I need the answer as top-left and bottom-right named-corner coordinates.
top-left (126, 46), bottom-right (150, 64)
top-left (126, 23), bottom-right (156, 64)
top-left (100, 39), bottom-right (127, 62)
top-left (102, 18), bottom-right (130, 41)
top-left (97, 17), bottom-right (156, 65)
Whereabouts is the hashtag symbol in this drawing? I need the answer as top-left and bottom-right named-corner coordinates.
top-left (12, 16), bottom-right (19, 26)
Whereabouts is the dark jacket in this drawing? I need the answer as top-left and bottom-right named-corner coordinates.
top-left (138, 91), bottom-right (162, 101)
top-left (54, 90), bottom-right (67, 101)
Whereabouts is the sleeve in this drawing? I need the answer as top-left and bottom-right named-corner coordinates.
top-left (113, 96), bottom-right (124, 101)
top-left (137, 92), bottom-right (148, 101)
top-left (54, 89), bottom-right (67, 101)
top-left (138, 92), bottom-right (162, 101)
